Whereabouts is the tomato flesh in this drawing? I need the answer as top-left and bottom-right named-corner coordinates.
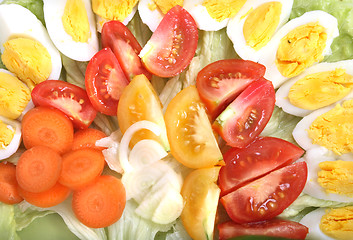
top-left (218, 219), bottom-right (309, 240)
top-left (219, 137), bottom-right (304, 196)
top-left (85, 48), bottom-right (130, 116)
top-left (196, 59), bottom-right (266, 120)
top-left (31, 80), bottom-right (97, 129)
top-left (101, 20), bottom-right (152, 80)
top-left (140, 5), bottom-right (198, 77)
top-left (221, 161), bottom-right (307, 223)
top-left (213, 79), bottom-right (275, 148)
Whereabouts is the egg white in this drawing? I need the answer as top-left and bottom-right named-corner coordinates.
top-left (227, 0), bottom-right (293, 62)
top-left (0, 115), bottom-right (21, 161)
top-left (0, 4), bottom-right (62, 80)
top-left (276, 59), bottom-right (353, 117)
top-left (43, 0), bottom-right (99, 62)
top-left (300, 208), bottom-right (336, 240)
top-left (258, 10), bottom-right (339, 89)
top-left (138, 0), bottom-right (167, 32)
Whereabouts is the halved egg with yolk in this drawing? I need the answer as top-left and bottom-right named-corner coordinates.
top-left (0, 115), bottom-right (21, 161)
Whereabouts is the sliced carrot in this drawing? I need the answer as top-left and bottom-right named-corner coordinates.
top-left (72, 128), bottom-right (107, 151)
top-left (21, 106), bottom-right (74, 154)
top-left (18, 182), bottom-right (71, 208)
top-left (0, 162), bottom-right (23, 204)
top-left (59, 148), bottom-right (105, 190)
top-left (72, 175), bottom-right (126, 228)
top-left (16, 146), bottom-right (62, 193)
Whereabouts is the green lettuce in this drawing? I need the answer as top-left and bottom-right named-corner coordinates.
top-left (0, 203), bottom-right (20, 240)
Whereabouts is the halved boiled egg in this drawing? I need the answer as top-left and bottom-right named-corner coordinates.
top-left (276, 59), bottom-right (353, 117)
top-left (258, 10), bottom-right (339, 88)
top-left (227, 0), bottom-right (293, 62)
top-left (0, 4), bottom-right (62, 90)
top-left (183, 0), bottom-right (247, 31)
top-left (138, 0), bottom-right (183, 32)
top-left (92, 0), bottom-right (138, 32)
top-left (43, 0), bottom-right (99, 62)
top-left (300, 207), bottom-right (353, 240)
top-left (0, 115), bottom-right (21, 160)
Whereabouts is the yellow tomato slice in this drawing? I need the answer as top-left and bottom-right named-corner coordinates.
top-left (117, 74), bottom-right (169, 150)
top-left (181, 167), bottom-right (221, 240)
top-left (164, 85), bottom-right (223, 168)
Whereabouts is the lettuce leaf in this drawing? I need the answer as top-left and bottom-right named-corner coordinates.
top-left (0, 203), bottom-right (20, 240)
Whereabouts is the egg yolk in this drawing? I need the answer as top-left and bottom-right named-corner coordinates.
top-left (320, 206), bottom-right (353, 240)
top-left (276, 22), bottom-right (327, 78)
top-left (288, 69), bottom-right (353, 110)
top-left (0, 120), bottom-right (14, 150)
top-left (62, 0), bottom-right (91, 43)
top-left (1, 38), bottom-right (52, 90)
top-left (317, 160), bottom-right (353, 197)
top-left (150, 0), bottom-right (183, 14)
top-left (92, 0), bottom-right (138, 22)
top-left (202, 0), bottom-right (247, 22)
top-left (243, 1), bottom-right (282, 50)
top-left (308, 99), bottom-right (353, 155)
top-left (0, 72), bottom-right (31, 119)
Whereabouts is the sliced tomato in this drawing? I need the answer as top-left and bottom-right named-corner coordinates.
top-left (31, 80), bottom-right (97, 129)
top-left (85, 48), bottom-right (130, 116)
top-left (196, 59), bottom-right (266, 120)
top-left (101, 20), bottom-right (152, 80)
top-left (139, 5), bottom-right (198, 77)
top-left (221, 161), bottom-right (307, 224)
top-left (219, 137), bottom-right (304, 196)
top-left (218, 219), bottom-right (309, 240)
top-left (213, 79), bottom-right (275, 148)
top-left (164, 85), bottom-right (223, 168)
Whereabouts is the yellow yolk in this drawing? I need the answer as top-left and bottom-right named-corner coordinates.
top-left (0, 72), bottom-right (31, 119)
top-left (289, 69), bottom-right (353, 110)
top-left (1, 38), bottom-right (52, 90)
top-left (92, 0), bottom-right (138, 22)
top-left (202, 0), bottom-right (247, 22)
top-left (243, 1), bottom-right (282, 50)
top-left (0, 120), bottom-right (14, 149)
top-left (318, 160), bottom-right (353, 197)
top-left (276, 22), bottom-right (327, 78)
top-left (152, 0), bottom-right (183, 14)
top-left (62, 0), bottom-right (91, 43)
top-left (308, 99), bottom-right (353, 155)
top-left (320, 206), bottom-right (353, 240)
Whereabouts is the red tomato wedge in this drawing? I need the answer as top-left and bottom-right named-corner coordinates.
top-left (221, 161), bottom-right (308, 223)
top-left (31, 80), bottom-right (97, 129)
top-left (218, 219), bottom-right (309, 240)
top-left (196, 59), bottom-right (266, 120)
top-left (101, 20), bottom-right (152, 80)
top-left (213, 79), bottom-right (275, 148)
top-left (219, 137), bottom-right (304, 196)
top-left (85, 48), bottom-right (130, 116)
top-left (139, 5), bottom-right (198, 77)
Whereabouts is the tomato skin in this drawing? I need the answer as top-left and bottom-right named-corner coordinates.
top-left (31, 80), bottom-right (97, 129)
top-left (221, 161), bottom-right (308, 224)
top-left (219, 137), bottom-right (304, 196)
top-left (101, 20), bottom-right (152, 80)
top-left (218, 219), bottom-right (309, 240)
top-left (213, 79), bottom-right (275, 148)
top-left (196, 59), bottom-right (266, 120)
top-left (140, 5), bottom-right (198, 77)
top-left (85, 48), bottom-right (130, 116)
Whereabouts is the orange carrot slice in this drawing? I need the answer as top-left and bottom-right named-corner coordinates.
top-left (72, 128), bottom-right (107, 151)
top-left (0, 161), bottom-right (23, 204)
top-left (72, 175), bottom-right (126, 228)
top-left (16, 146), bottom-right (62, 193)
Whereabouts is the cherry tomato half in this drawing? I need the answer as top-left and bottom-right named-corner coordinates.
top-left (139, 5), bottom-right (198, 78)
top-left (221, 161), bottom-right (308, 223)
top-left (219, 137), bottom-right (304, 196)
top-left (196, 59), bottom-right (266, 120)
top-left (31, 80), bottom-right (97, 129)
top-left (85, 48), bottom-right (130, 116)
top-left (213, 79), bottom-right (275, 148)
top-left (101, 20), bottom-right (152, 80)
